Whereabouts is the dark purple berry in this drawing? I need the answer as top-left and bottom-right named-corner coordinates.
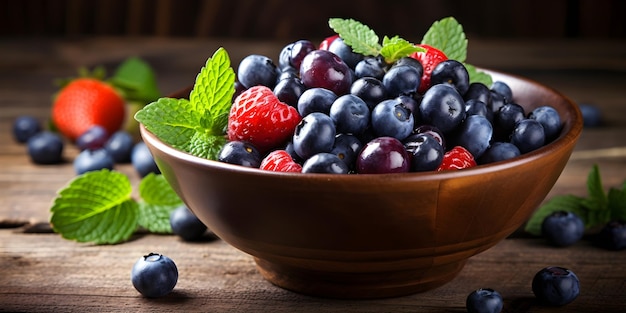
top-left (356, 137), bottom-right (410, 174)
top-left (466, 288), bottom-right (504, 313)
top-left (300, 49), bottom-right (353, 95)
top-left (541, 211), bottom-right (585, 247)
top-left (532, 266), bottom-right (580, 306)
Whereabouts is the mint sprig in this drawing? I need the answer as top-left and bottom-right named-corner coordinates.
top-left (328, 18), bottom-right (424, 64)
top-left (421, 17), bottom-right (492, 87)
top-left (525, 164), bottom-right (626, 236)
top-left (50, 170), bottom-right (185, 244)
top-left (135, 47), bottom-right (235, 160)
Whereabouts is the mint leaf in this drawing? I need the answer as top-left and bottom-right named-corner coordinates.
top-left (465, 63), bottom-right (494, 87)
top-left (134, 97), bottom-right (198, 150)
top-left (380, 36), bottom-right (425, 64)
top-left (421, 16), bottom-right (467, 62)
top-left (608, 184), bottom-right (626, 221)
top-left (328, 18), bottom-right (382, 56)
top-left (190, 47), bottom-right (235, 136)
top-left (524, 194), bottom-right (587, 236)
top-left (50, 170), bottom-right (139, 244)
top-left (135, 47), bottom-right (235, 160)
top-left (582, 164), bottom-right (608, 210)
top-left (137, 173), bottom-right (183, 233)
top-left (110, 57), bottom-right (161, 103)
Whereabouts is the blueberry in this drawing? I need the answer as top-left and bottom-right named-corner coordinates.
top-left (170, 205), bottom-right (207, 241)
top-left (329, 94), bottom-right (370, 135)
top-left (328, 37), bottom-right (363, 69)
top-left (330, 133), bottom-right (362, 169)
top-left (356, 137), bottom-right (410, 174)
top-left (382, 65), bottom-right (421, 98)
top-left (495, 103), bottom-right (525, 136)
top-left (288, 40), bottom-right (316, 70)
top-left (237, 54), bottom-right (278, 89)
top-left (297, 87), bottom-right (338, 116)
top-left (464, 82), bottom-right (492, 108)
top-left (131, 142), bottom-right (161, 177)
top-left (452, 115), bottom-right (493, 159)
top-left (489, 91), bottom-right (506, 115)
top-left (292, 112), bottom-right (336, 160)
top-left (510, 119), bottom-right (545, 153)
top-left (354, 56), bottom-right (387, 80)
top-left (466, 288), bottom-right (504, 313)
top-left (273, 77), bottom-right (305, 107)
top-left (27, 131), bottom-right (64, 164)
top-left (465, 99), bottom-right (493, 123)
top-left (490, 81), bottom-right (513, 102)
top-left (403, 133), bottom-right (444, 172)
top-left (278, 42), bottom-right (294, 70)
top-left (131, 252), bottom-right (178, 298)
top-left (74, 148), bottom-right (115, 175)
top-left (13, 115), bottom-right (42, 143)
top-left (541, 211), bottom-right (585, 247)
top-left (595, 220), bottom-right (626, 250)
top-left (430, 59), bottom-right (470, 95)
top-left (218, 141), bottom-right (262, 168)
top-left (529, 105), bottom-right (562, 142)
top-left (396, 95), bottom-right (421, 126)
top-left (350, 77), bottom-right (387, 110)
top-left (301, 152), bottom-right (350, 174)
top-left (419, 84), bottom-right (466, 134)
top-left (76, 125), bottom-right (109, 151)
top-left (578, 103), bottom-right (603, 127)
top-left (104, 131), bottom-right (134, 163)
top-left (478, 142), bottom-right (521, 164)
top-left (371, 98), bottom-right (414, 141)
top-left (532, 266), bottom-right (580, 306)
top-left (413, 125), bottom-right (446, 151)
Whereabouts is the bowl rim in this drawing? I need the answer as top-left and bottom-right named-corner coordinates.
top-left (140, 68), bottom-right (583, 182)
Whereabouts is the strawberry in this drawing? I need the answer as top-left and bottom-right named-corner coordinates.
top-left (260, 150), bottom-right (302, 172)
top-left (319, 34), bottom-right (340, 50)
top-left (228, 85), bottom-right (302, 153)
top-left (437, 146), bottom-right (477, 171)
top-left (410, 44), bottom-right (448, 94)
top-left (51, 78), bottom-right (126, 141)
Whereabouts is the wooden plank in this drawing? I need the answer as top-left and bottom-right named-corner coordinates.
top-left (1, 230), bottom-right (625, 312)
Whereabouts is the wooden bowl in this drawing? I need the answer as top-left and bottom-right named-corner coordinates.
top-left (140, 70), bottom-right (582, 299)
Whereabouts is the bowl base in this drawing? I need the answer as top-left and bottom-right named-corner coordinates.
top-left (254, 257), bottom-right (467, 299)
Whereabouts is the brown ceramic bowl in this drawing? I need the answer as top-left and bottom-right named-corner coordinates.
top-left (140, 69), bottom-right (582, 299)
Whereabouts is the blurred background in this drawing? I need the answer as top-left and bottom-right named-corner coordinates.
top-left (2, 0), bottom-right (625, 40)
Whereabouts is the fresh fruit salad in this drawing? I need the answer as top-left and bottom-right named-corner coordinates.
top-left (135, 17), bottom-right (563, 174)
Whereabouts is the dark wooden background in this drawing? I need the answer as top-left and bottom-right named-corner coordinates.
top-left (2, 0), bottom-right (625, 41)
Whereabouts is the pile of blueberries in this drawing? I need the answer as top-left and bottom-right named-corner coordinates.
top-left (12, 118), bottom-right (159, 177)
top-left (220, 38), bottom-right (563, 174)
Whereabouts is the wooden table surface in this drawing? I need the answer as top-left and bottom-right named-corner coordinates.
top-left (1, 37), bottom-right (626, 312)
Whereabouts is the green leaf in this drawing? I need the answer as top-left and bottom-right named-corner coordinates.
top-left (137, 173), bottom-right (183, 233)
top-left (524, 194), bottom-right (587, 236)
top-left (135, 47), bottom-right (235, 160)
top-left (110, 57), bottom-right (161, 103)
top-left (465, 63), bottom-right (493, 87)
top-left (421, 16), bottom-right (467, 62)
top-left (582, 164), bottom-right (608, 210)
top-left (190, 47), bottom-right (235, 135)
top-left (328, 18), bottom-right (382, 56)
top-left (379, 36), bottom-right (425, 64)
top-left (50, 170), bottom-right (139, 244)
top-left (608, 184), bottom-right (626, 221)
top-left (134, 97), bottom-right (198, 149)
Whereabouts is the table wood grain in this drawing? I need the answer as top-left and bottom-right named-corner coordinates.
top-left (1, 38), bottom-right (625, 312)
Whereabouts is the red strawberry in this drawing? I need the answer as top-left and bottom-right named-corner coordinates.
top-left (260, 150), bottom-right (302, 172)
top-left (51, 78), bottom-right (126, 141)
top-left (437, 146), bottom-right (477, 171)
top-left (228, 86), bottom-right (302, 153)
top-left (319, 34), bottom-right (340, 50)
top-left (410, 44), bottom-right (448, 94)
